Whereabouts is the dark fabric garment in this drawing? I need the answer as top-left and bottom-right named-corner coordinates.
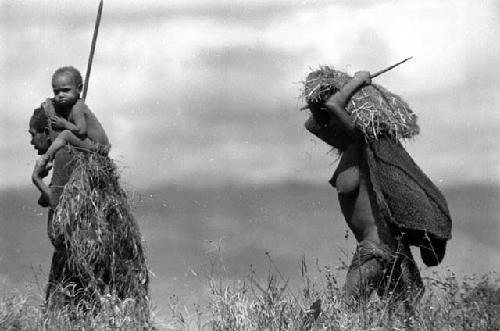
top-left (363, 137), bottom-right (452, 266)
top-left (365, 138), bottom-right (452, 241)
top-left (305, 115), bottom-right (452, 266)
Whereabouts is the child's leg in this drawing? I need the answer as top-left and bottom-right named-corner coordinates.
top-left (43, 130), bottom-right (98, 162)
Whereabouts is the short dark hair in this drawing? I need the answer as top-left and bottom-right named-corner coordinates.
top-left (30, 107), bottom-right (49, 133)
top-left (52, 66), bottom-right (83, 86)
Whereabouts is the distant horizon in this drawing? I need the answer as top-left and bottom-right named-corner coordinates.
top-left (4, 173), bottom-right (500, 193)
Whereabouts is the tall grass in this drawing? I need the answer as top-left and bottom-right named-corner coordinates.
top-left (175, 255), bottom-right (500, 331)
top-left (1, 262), bottom-right (498, 330)
top-left (0, 288), bottom-right (158, 330)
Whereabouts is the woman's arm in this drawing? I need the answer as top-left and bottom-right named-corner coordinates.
top-left (32, 158), bottom-right (56, 209)
top-left (324, 71), bottom-right (371, 138)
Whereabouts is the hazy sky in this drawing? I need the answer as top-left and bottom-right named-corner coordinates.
top-left (1, 0), bottom-right (499, 190)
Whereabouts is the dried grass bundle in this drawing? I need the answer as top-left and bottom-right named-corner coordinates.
top-left (50, 151), bottom-right (149, 315)
top-left (302, 66), bottom-right (420, 140)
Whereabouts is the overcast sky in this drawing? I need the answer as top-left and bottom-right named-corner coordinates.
top-left (1, 0), bottom-right (499, 190)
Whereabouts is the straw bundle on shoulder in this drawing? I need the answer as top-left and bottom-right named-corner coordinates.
top-left (302, 66), bottom-right (419, 140)
top-left (50, 150), bottom-right (149, 314)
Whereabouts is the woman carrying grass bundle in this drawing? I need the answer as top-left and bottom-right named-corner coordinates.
top-left (302, 68), bottom-right (452, 305)
top-left (29, 70), bottom-right (149, 320)
top-left (30, 106), bottom-right (149, 320)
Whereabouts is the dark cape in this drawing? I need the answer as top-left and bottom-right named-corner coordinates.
top-left (305, 116), bottom-right (452, 265)
top-left (363, 138), bottom-right (452, 243)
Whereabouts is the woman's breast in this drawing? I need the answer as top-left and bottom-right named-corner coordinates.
top-left (333, 144), bottom-right (360, 195)
top-left (335, 165), bottom-right (360, 195)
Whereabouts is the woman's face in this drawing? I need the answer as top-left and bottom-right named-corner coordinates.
top-left (29, 126), bottom-right (51, 155)
top-left (307, 102), bottom-right (353, 152)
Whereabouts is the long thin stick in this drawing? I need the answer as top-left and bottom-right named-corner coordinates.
top-left (370, 56), bottom-right (413, 78)
top-left (82, 0), bottom-right (104, 101)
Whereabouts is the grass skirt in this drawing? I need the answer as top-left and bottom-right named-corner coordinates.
top-left (50, 150), bottom-right (149, 316)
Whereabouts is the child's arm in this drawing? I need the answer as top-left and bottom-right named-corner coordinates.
top-left (323, 71), bottom-right (371, 138)
top-left (50, 107), bottom-right (88, 139)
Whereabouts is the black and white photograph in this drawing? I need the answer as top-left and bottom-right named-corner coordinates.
top-left (1, 0), bottom-right (499, 329)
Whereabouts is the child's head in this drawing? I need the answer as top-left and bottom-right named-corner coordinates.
top-left (29, 107), bottom-right (51, 155)
top-left (51, 66), bottom-right (83, 108)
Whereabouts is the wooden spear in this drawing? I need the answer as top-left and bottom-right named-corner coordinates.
top-left (370, 56), bottom-right (413, 78)
top-left (82, 0), bottom-right (104, 101)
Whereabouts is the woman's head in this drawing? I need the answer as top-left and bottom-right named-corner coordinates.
top-left (306, 97), bottom-right (353, 153)
top-left (29, 107), bottom-right (51, 155)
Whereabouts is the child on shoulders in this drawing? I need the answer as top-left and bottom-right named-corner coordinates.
top-left (39, 66), bottom-right (110, 166)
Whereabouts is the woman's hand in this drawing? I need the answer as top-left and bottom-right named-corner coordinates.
top-left (353, 71), bottom-right (372, 86)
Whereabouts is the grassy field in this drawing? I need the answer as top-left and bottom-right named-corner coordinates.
top-left (199, 268), bottom-right (500, 331)
top-left (2, 182), bottom-right (499, 313)
top-left (1, 182), bottom-right (498, 330)
top-left (1, 264), bottom-right (498, 330)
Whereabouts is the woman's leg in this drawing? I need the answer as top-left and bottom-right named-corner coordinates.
top-left (345, 257), bottom-right (386, 304)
